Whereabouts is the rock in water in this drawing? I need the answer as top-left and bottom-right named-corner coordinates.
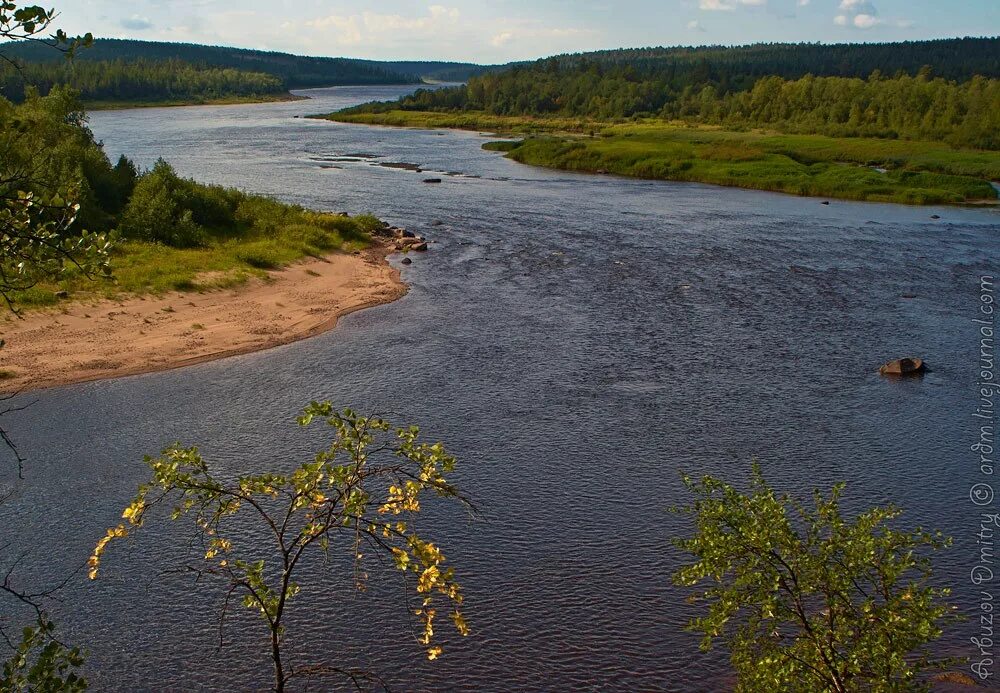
top-left (402, 229), bottom-right (416, 238)
top-left (879, 357), bottom-right (927, 377)
top-left (423, 178), bottom-right (442, 184)
top-left (411, 242), bottom-right (429, 252)
top-left (401, 257), bottom-right (413, 265)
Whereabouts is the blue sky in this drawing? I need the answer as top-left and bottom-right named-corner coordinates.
top-left (59, 0), bottom-right (1000, 62)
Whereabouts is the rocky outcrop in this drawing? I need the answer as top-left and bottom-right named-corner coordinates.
top-left (879, 357), bottom-right (927, 376)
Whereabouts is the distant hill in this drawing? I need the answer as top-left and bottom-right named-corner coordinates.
top-left (541, 37), bottom-right (1000, 84)
top-left (0, 38), bottom-right (493, 87)
top-left (373, 61), bottom-right (504, 83)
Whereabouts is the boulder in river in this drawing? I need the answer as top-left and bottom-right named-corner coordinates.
top-left (931, 215), bottom-right (941, 220)
top-left (821, 201), bottom-right (831, 205)
top-left (423, 178), bottom-right (443, 184)
top-left (430, 220), bottom-right (444, 226)
top-left (411, 242), bottom-right (429, 252)
top-left (879, 357), bottom-right (927, 377)
top-left (402, 229), bottom-right (417, 238)
top-left (401, 257), bottom-right (413, 265)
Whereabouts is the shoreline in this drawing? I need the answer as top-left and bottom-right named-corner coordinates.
top-left (0, 243), bottom-right (406, 395)
top-left (322, 111), bottom-right (1000, 207)
top-left (84, 92), bottom-right (309, 111)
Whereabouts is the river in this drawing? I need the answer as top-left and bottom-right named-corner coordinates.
top-left (2, 85), bottom-right (998, 691)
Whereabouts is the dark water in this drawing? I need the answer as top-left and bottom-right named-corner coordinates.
top-left (2, 85), bottom-right (998, 691)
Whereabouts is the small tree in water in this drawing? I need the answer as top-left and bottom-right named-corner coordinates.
top-left (673, 464), bottom-right (958, 692)
top-left (89, 403), bottom-right (472, 692)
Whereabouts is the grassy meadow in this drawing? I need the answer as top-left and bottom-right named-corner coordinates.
top-left (327, 111), bottom-right (1000, 205)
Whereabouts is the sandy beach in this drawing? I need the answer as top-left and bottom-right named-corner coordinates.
top-left (0, 245), bottom-right (406, 394)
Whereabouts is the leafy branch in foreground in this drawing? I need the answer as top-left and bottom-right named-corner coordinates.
top-left (0, 3), bottom-right (92, 64)
top-left (89, 403), bottom-right (473, 692)
top-left (0, 190), bottom-right (112, 312)
top-left (673, 464), bottom-right (958, 692)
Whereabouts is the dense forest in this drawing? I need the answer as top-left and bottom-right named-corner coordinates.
top-left (544, 38), bottom-right (1000, 84)
top-left (0, 38), bottom-right (490, 87)
top-left (346, 38), bottom-right (1000, 150)
top-left (0, 58), bottom-right (285, 103)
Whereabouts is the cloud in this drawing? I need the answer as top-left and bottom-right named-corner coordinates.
top-left (303, 5), bottom-right (461, 46)
top-left (489, 26), bottom-right (595, 49)
top-left (120, 14), bottom-right (153, 31)
top-left (698, 0), bottom-right (765, 11)
top-left (838, 0), bottom-right (875, 12)
top-left (834, 0), bottom-right (882, 29)
top-left (853, 13), bottom-right (880, 28)
top-left (797, 0), bottom-right (810, 5)
top-left (491, 31), bottom-right (513, 46)
top-left (687, 20), bottom-right (706, 32)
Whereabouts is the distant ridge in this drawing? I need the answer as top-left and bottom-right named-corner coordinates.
top-left (0, 38), bottom-right (493, 87)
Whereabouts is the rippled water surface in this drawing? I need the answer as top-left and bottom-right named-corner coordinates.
top-left (3, 86), bottom-right (998, 691)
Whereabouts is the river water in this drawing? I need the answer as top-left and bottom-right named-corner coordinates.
top-left (2, 86), bottom-right (998, 691)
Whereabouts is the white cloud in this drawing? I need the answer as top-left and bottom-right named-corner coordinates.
top-left (687, 20), bottom-right (706, 32)
top-left (797, 0), bottom-right (810, 5)
top-left (699, 0), bottom-right (765, 11)
top-left (489, 26), bottom-right (595, 49)
top-left (491, 31), bottom-right (513, 46)
top-left (895, 18), bottom-right (915, 28)
top-left (853, 13), bottom-right (880, 28)
top-left (838, 0), bottom-right (875, 11)
top-left (834, 0), bottom-right (883, 29)
top-left (120, 14), bottom-right (153, 30)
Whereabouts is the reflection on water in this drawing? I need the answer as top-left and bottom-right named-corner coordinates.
top-left (1, 86), bottom-right (997, 691)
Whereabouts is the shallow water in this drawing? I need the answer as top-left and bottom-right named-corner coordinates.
top-left (2, 85), bottom-right (998, 691)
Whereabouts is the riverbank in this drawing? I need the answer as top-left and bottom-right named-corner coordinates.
top-left (0, 243), bottom-right (405, 393)
top-left (324, 111), bottom-right (1000, 205)
top-left (85, 92), bottom-right (307, 110)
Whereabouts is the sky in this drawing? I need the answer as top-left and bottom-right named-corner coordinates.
top-left (58, 0), bottom-right (1000, 63)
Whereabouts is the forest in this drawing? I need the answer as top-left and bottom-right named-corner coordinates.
top-left (0, 38), bottom-right (490, 88)
top-left (0, 58), bottom-right (286, 103)
top-left (346, 37), bottom-right (1000, 150)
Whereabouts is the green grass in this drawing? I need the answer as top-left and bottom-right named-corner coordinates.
top-left (13, 210), bottom-right (381, 309)
top-left (326, 111), bottom-right (1000, 205)
top-left (319, 109), bottom-right (598, 134)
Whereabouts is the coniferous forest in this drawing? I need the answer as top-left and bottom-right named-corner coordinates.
top-left (348, 38), bottom-right (1000, 150)
top-left (0, 38), bottom-right (493, 104)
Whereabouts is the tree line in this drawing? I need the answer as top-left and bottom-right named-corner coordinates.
top-left (0, 38), bottom-right (425, 88)
top-left (0, 58), bottom-right (285, 103)
top-left (352, 60), bottom-right (1000, 149)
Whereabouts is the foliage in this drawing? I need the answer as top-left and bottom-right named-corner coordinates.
top-left (89, 404), bottom-right (472, 691)
top-left (0, 84), bottom-right (116, 308)
top-left (0, 99), bottom-right (377, 307)
top-left (0, 58), bottom-right (285, 103)
top-left (673, 465), bottom-right (957, 692)
top-left (0, 618), bottom-right (86, 692)
top-left (343, 41), bottom-right (1000, 150)
top-left (0, 37), bottom-right (424, 91)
